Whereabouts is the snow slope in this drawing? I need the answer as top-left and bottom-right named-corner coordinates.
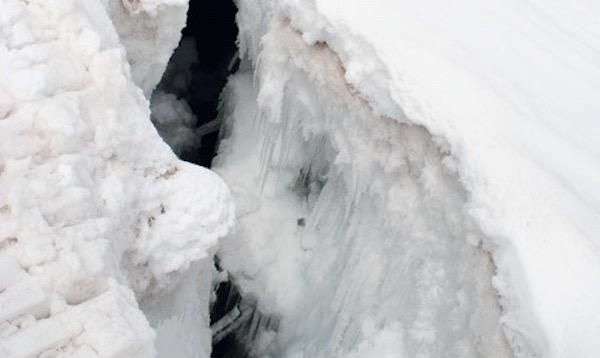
top-left (0, 0), bottom-right (233, 356)
top-left (214, 1), bottom-right (600, 357)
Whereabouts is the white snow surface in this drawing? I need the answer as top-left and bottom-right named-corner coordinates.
top-left (214, 1), bottom-right (600, 358)
top-left (0, 0), bottom-right (233, 357)
top-left (108, 0), bottom-right (189, 96)
top-left (2, 0), bottom-right (599, 357)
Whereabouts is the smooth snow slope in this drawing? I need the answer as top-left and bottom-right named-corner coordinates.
top-left (215, 1), bottom-right (600, 357)
top-left (0, 0), bottom-right (233, 357)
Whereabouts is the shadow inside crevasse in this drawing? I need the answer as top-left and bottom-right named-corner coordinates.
top-left (210, 275), bottom-right (279, 358)
top-left (151, 2), bottom-right (277, 357)
top-left (151, 0), bottom-right (239, 168)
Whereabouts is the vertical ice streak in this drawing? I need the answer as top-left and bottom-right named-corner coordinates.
top-left (214, 14), bottom-right (512, 358)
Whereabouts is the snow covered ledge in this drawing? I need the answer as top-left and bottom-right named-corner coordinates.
top-left (0, 0), bottom-right (233, 357)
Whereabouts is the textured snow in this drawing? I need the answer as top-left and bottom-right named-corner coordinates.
top-left (2, 0), bottom-right (599, 357)
top-left (216, 53), bottom-right (509, 358)
top-left (108, 0), bottom-right (189, 96)
top-left (150, 90), bottom-right (199, 156)
top-left (0, 0), bottom-right (233, 357)
top-left (214, 1), bottom-right (600, 357)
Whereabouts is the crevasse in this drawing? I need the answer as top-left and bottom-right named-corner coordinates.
top-left (3, 0), bottom-right (600, 357)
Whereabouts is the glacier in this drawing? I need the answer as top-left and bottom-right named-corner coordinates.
top-left (1, 0), bottom-right (600, 357)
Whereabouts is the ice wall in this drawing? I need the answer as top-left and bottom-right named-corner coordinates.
top-left (215, 0), bottom-right (600, 357)
top-left (0, 0), bottom-right (233, 356)
top-left (214, 20), bottom-right (510, 358)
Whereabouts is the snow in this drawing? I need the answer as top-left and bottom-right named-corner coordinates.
top-left (0, 86), bottom-right (13, 119)
top-left (309, 2), bottom-right (600, 357)
top-left (214, 1), bottom-right (600, 357)
top-left (2, 0), bottom-right (599, 356)
top-left (216, 55), bottom-right (510, 358)
top-left (148, 38), bottom-right (207, 157)
top-left (107, 0), bottom-right (189, 96)
top-left (143, 261), bottom-right (216, 358)
top-left (0, 0), bottom-right (233, 357)
top-left (150, 91), bottom-right (200, 156)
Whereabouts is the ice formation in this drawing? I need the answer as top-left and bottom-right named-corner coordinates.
top-left (0, 0), bottom-right (233, 357)
top-left (214, 36), bottom-right (510, 358)
top-left (213, 1), bottom-right (600, 358)
top-left (2, 0), bottom-right (600, 357)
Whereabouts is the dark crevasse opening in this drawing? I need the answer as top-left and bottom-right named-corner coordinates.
top-left (151, 0), bottom-right (239, 168)
top-left (211, 262), bottom-right (279, 358)
top-left (150, 1), bottom-right (276, 357)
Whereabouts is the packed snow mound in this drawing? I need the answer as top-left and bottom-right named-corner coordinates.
top-left (214, 0), bottom-right (600, 357)
top-left (0, 0), bottom-right (233, 357)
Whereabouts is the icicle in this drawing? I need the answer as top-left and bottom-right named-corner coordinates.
top-left (196, 118), bottom-right (222, 137)
top-left (257, 120), bottom-right (279, 193)
top-left (212, 306), bottom-right (242, 342)
top-left (273, 85), bottom-right (297, 189)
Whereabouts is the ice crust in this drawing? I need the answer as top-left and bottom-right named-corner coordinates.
top-left (214, 1), bottom-right (600, 357)
top-left (0, 0), bottom-right (233, 357)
